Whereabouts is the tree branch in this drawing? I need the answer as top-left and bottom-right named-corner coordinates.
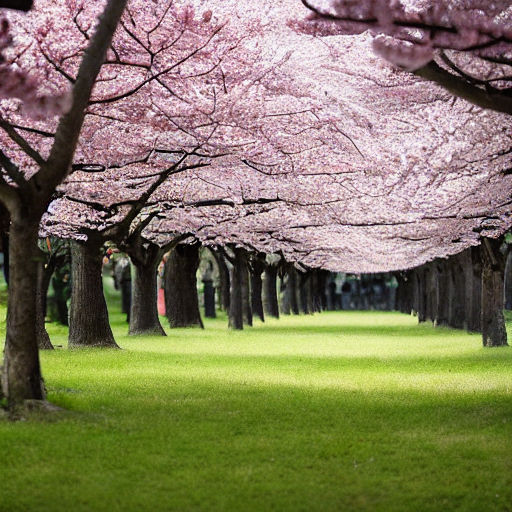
top-left (414, 61), bottom-right (512, 115)
top-left (40, 0), bottom-right (129, 200)
top-left (0, 116), bottom-right (46, 166)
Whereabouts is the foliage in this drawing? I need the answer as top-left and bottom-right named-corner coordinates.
top-left (35, 0), bottom-right (512, 273)
top-left (1, 0), bottom-right (511, 272)
top-left (295, 0), bottom-right (512, 114)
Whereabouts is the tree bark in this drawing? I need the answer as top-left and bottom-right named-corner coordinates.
top-left (164, 243), bottom-right (203, 328)
top-left (462, 248), bottom-right (482, 333)
top-left (467, 247), bottom-right (482, 333)
top-left (447, 255), bottom-right (466, 329)
top-left (396, 272), bottom-right (413, 314)
top-left (313, 270), bottom-right (327, 312)
top-left (0, 201), bottom-right (9, 284)
top-left (434, 261), bottom-right (450, 327)
top-left (411, 269), bottom-right (419, 317)
top-left (68, 238), bottom-right (118, 348)
top-left (1, 217), bottom-right (45, 406)
top-left (203, 278), bottom-right (216, 318)
top-left (263, 264), bottom-right (280, 318)
top-left (228, 248), bottom-right (245, 330)
top-left (239, 249), bottom-right (252, 327)
top-left (298, 271), bottom-right (311, 314)
top-left (286, 266), bottom-right (300, 315)
top-left (395, 273), bottom-right (405, 313)
top-left (250, 254), bottom-right (266, 322)
top-left (35, 248), bottom-right (53, 350)
top-left (211, 247), bottom-right (230, 312)
top-left (413, 267), bottom-right (427, 322)
top-left (415, 61), bottom-right (512, 116)
top-left (504, 250), bottom-right (512, 310)
top-left (426, 262), bottom-right (437, 323)
top-left (113, 258), bottom-right (131, 323)
top-left (480, 238), bottom-right (508, 347)
top-left (1, 231), bottom-right (8, 284)
top-left (129, 253), bottom-right (166, 336)
top-left (280, 275), bottom-right (291, 315)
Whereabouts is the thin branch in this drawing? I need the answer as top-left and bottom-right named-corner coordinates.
top-left (6, 124), bottom-right (55, 138)
top-left (0, 149), bottom-right (26, 188)
top-left (0, 116), bottom-right (46, 166)
top-left (89, 24), bottom-right (225, 105)
top-left (42, 0), bottom-right (129, 199)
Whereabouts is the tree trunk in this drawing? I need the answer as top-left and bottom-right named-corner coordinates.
top-left (263, 265), bottom-right (279, 318)
top-left (411, 269), bottom-right (419, 317)
top-left (462, 248), bottom-right (481, 333)
top-left (68, 238), bottom-right (118, 348)
top-left (129, 256), bottom-right (166, 336)
top-left (280, 275), bottom-right (291, 315)
top-left (250, 255), bottom-right (265, 322)
top-left (164, 243), bottom-right (203, 328)
top-left (397, 272), bottom-right (413, 315)
top-left (0, 201), bottom-right (9, 285)
top-left (447, 255), bottom-right (465, 329)
top-left (466, 247), bottom-right (482, 333)
top-left (395, 273), bottom-right (404, 312)
top-left (39, 252), bottom-right (57, 320)
top-left (242, 255), bottom-right (252, 327)
top-left (298, 272), bottom-right (312, 314)
top-left (286, 266), bottom-right (300, 315)
top-left (112, 256), bottom-right (131, 323)
top-left (1, 232), bottom-right (8, 284)
top-left (504, 250), bottom-right (512, 310)
top-left (481, 238), bottom-right (508, 347)
top-left (413, 268), bottom-right (427, 322)
top-left (229, 248), bottom-right (245, 330)
top-left (313, 270), bottom-right (327, 312)
top-left (426, 263), bottom-right (437, 323)
top-left (212, 248), bottom-right (230, 312)
top-left (203, 278), bottom-right (216, 318)
top-left (434, 261), bottom-right (449, 327)
top-left (1, 217), bottom-right (45, 406)
top-left (35, 249), bottom-right (53, 350)
top-left (120, 278), bottom-right (131, 323)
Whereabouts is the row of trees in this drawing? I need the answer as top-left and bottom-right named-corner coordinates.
top-left (22, 232), bottom-right (509, 354)
top-left (0, 0), bottom-right (510, 415)
top-left (396, 239), bottom-right (509, 346)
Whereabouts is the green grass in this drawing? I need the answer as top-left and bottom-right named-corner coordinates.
top-left (0, 292), bottom-right (511, 511)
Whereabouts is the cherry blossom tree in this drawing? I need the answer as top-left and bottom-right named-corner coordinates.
top-left (294, 0), bottom-right (512, 114)
top-left (43, 155), bottom-right (209, 344)
top-left (0, 0), bottom-right (129, 412)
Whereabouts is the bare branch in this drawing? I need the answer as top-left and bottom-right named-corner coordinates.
top-left (0, 116), bottom-right (46, 166)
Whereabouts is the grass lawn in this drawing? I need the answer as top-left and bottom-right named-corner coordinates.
top-left (0, 289), bottom-right (511, 511)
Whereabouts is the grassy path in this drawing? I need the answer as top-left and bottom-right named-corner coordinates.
top-left (1, 310), bottom-right (511, 511)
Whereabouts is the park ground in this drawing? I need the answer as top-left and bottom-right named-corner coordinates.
top-left (0, 285), bottom-right (511, 511)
